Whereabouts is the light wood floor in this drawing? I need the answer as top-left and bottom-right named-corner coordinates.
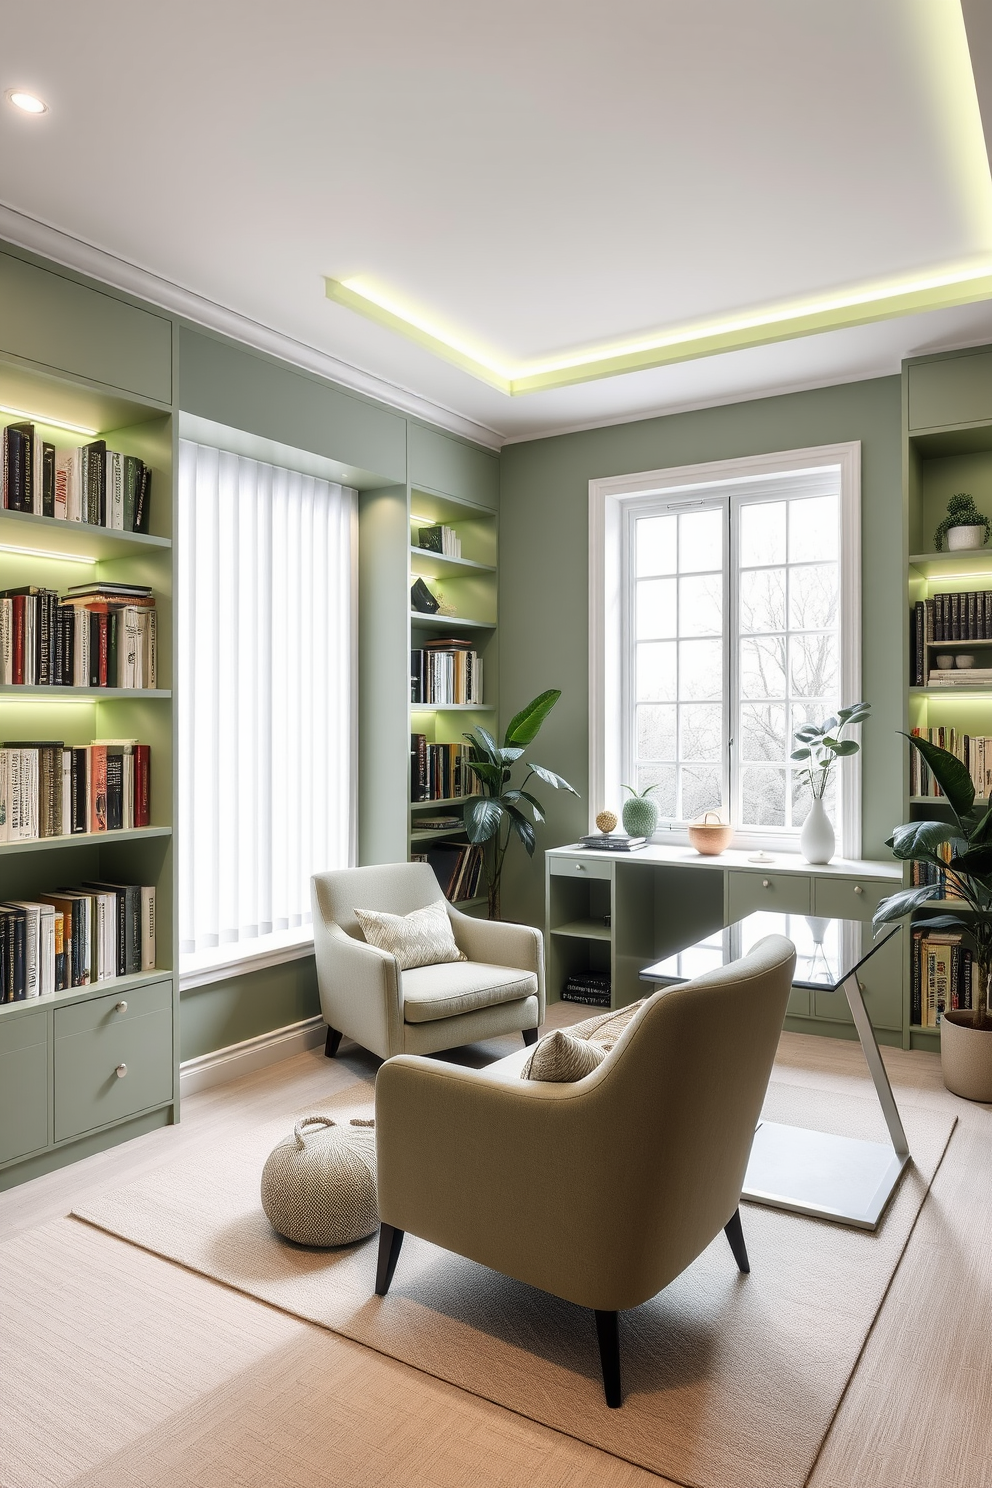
top-left (1, 1010), bottom-right (990, 1488)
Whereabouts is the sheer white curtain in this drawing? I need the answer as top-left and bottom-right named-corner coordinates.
top-left (178, 440), bottom-right (357, 961)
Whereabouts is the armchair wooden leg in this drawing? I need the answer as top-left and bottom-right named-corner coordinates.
top-left (724, 1207), bottom-right (750, 1274)
top-left (522, 1027), bottom-right (539, 1047)
top-left (324, 1026), bottom-right (343, 1059)
top-left (594, 1309), bottom-right (622, 1408)
top-left (375, 1224), bottom-right (405, 1296)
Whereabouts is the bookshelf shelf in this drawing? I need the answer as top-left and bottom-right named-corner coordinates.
top-left (0, 507), bottom-right (170, 560)
top-left (0, 270), bottom-right (177, 1190)
top-left (909, 550), bottom-right (992, 579)
top-left (410, 703), bottom-right (494, 713)
top-left (551, 919), bottom-right (613, 941)
top-left (410, 827), bottom-right (468, 843)
top-left (909, 686), bottom-right (992, 695)
top-left (410, 546), bottom-right (496, 578)
top-left (409, 612), bottom-right (495, 632)
top-left (410, 795), bottom-right (478, 810)
top-left (0, 685), bottom-right (171, 698)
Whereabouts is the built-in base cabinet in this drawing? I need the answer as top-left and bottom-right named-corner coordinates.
top-left (546, 850), bottom-right (904, 1042)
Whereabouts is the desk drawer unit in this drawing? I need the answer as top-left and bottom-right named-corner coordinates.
top-left (54, 980), bottom-right (173, 1142)
top-left (0, 1010), bottom-right (50, 1166)
top-left (549, 855), bottom-right (614, 882)
top-left (727, 871), bottom-right (811, 920)
top-left (812, 879), bottom-right (903, 1031)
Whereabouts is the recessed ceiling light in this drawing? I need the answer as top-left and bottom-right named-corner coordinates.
top-left (6, 89), bottom-right (48, 115)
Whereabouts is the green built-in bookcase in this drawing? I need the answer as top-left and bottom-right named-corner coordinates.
top-left (0, 246), bottom-right (178, 1190)
top-left (904, 343), bottom-right (992, 1050)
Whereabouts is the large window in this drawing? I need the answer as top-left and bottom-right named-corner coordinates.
top-left (592, 445), bottom-right (861, 855)
top-left (178, 440), bottom-right (357, 979)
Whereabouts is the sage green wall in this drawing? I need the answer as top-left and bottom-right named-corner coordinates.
top-left (179, 956), bottom-right (320, 1063)
top-left (497, 377), bottom-right (905, 928)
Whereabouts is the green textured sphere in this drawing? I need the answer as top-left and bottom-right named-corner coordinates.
top-left (622, 796), bottom-right (659, 838)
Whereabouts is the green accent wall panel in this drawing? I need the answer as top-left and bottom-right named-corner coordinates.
top-left (907, 348), bottom-right (992, 432)
top-left (409, 423), bottom-right (499, 508)
top-left (179, 956), bottom-right (320, 1063)
top-left (498, 377), bottom-right (904, 928)
top-left (178, 327), bottom-right (407, 483)
top-left (0, 249), bottom-right (172, 403)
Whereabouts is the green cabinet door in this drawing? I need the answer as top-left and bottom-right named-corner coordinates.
top-left (0, 1010), bottom-right (50, 1166)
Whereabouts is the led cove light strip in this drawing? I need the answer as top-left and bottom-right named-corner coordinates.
top-left (0, 403), bottom-right (99, 436)
top-left (326, 260), bottom-right (992, 396)
top-left (0, 542), bottom-right (96, 564)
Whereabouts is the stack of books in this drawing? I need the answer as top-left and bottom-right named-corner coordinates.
top-left (417, 524), bottom-right (461, 558)
top-left (416, 841), bottom-right (484, 902)
top-left (578, 833), bottom-right (647, 853)
top-left (410, 735), bottom-right (478, 802)
top-left (910, 928), bottom-right (976, 1026)
top-left (561, 973), bottom-right (612, 1007)
top-left (910, 727), bottom-right (992, 798)
top-left (0, 739), bottom-right (150, 840)
top-left (926, 668), bottom-right (992, 687)
top-left (1, 883), bottom-right (155, 1000)
top-left (2, 422), bottom-right (151, 530)
top-left (0, 582), bottom-right (158, 688)
top-left (411, 640), bottom-right (483, 705)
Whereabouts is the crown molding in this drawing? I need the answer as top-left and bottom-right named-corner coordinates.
top-left (0, 201), bottom-right (504, 451)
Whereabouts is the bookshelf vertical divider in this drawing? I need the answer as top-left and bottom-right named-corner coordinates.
top-left (0, 320), bottom-right (178, 1189)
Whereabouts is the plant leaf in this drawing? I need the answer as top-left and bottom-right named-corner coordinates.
top-left (790, 747), bottom-right (811, 761)
top-left (887, 820), bottom-right (967, 861)
top-left (904, 733), bottom-right (975, 817)
top-left (503, 690), bottom-right (561, 747)
top-left (913, 913), bottom-right (976, 935)
top-left (465, 759), bottom-right (503, 791)
top-left (498, 746), bottom-right (524, 763)
top-left (504, 802), bottom-right (537, 855)
top-left (469, 726), bottom-right (500, 761)
top-left (464, 797), bottom-right (503, 844)
top-left (508, 788), bottom-right (547, 823)
top-left (829, 739), bottom-right (859, 756)
top-left (967, 803), bottom-right (992, 846)
top-left (948, 846), bottom-right (992, 879)
top-left (794, 725), bottom-right (822, 742)
top-left (527, 761), bottom-right (579, 794)
top-left (872, 884), bottom-right (941, 930)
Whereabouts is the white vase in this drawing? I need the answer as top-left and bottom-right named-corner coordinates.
top-left (800, 796), bottom-right (835, 865)
top-left (947, 525), bottom-right (987, 551)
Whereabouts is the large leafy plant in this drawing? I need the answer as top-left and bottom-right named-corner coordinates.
top-left (874, 734), bottom-right (992, 1031)
top-left (464, 689), bottom-right (578, 919)
top-left (790, 702), bottom-right (871, 799)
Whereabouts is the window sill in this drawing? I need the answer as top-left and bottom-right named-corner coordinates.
top-left (180, 931), bottom-right (315, 991)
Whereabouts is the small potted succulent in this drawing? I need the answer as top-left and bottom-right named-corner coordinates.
top-left (621, 782), bottom-right (660, 838)
top-left (873, 734), bottom-right (992, 1100)
top-left (934, 493), bottom-right (990, 552)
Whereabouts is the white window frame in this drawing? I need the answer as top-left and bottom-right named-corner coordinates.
top-left (589, 443), bottom-right (862, 857)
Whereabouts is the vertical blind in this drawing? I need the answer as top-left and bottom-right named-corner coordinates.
top-left (178, 440), bottom-right (357, 958)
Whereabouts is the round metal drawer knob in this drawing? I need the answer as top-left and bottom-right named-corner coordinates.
top-left (575, 864), bottom-right (586, 872)
top-left (762, 879), bottom-right (771, 888)
top-left (115, 1000), bottom-right (128, 1013)
top-left (115, 1063), bottom-right (127, 1079)
top-left (854, 885), bottom-right (863, 895)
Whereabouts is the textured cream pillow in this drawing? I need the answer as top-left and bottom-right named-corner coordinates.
top-left (569, 998), bottom-right (646, 1052)
top-left (521, 1028), bottom-right (607, 1082)
top-left (353, 900), bottom-right (466, 970)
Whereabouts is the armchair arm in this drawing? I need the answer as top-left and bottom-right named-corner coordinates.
top-left (446, 906), bottom-right (545, 1021)
top-left (375, 1054), bottom-right (634, 1308)
top-left (311, 921), bottom-right (404, 1059)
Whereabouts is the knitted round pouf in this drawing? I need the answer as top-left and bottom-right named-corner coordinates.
top-left (260, 1116), bottom-right (377, 1247)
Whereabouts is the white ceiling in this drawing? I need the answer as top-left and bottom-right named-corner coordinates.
top-left (2, 0), bottom-right (992, 448)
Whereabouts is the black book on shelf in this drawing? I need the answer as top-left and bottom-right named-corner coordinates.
top-left (84, 440), bottom-right (106, 526)
top-left (3, 425), bottom-right (27, 511)
top-left (4, 905), bottom-right (26, 1000)
top-left (105, 749), bottom-right (124, 831)
top-left (133, 462), bottom-right (151, 534)
top-left (42, 442), bottom-right (55, 518)
top-left (410, 648), bottom-right (425, 704)
top-left (411, 576), bottom-right (440, 614)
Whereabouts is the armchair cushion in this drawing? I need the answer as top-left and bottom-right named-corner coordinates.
top-left (402, 961), bottom-right (538, 1024)
top-left (521, 1028), bottom-right (607, 1082)
top-left (354, 900), bottom-right (466, 970)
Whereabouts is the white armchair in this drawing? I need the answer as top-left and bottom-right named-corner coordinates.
top-left (311, 862), bottom-right (545, 1060)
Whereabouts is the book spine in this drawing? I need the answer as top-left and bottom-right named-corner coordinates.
top-left (0, 598), bottom-right (11, 684)
top-left (53, 910), bottom-right (66, 994)
top-left (89, 745), bottom-right (108, 832)
top-left (134, 463), bottom-right (151, 534)
top-left (140, 886), bottom-right (155, 970)
top-left (134, 744), bottom-right (151, 827)
top-left (11, 594), bottom-right (24, 684)
top-left (105, 750), bottom-right (124, 830)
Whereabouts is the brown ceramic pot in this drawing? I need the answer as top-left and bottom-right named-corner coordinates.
top-left (686, 812), bottom-right (734, 856)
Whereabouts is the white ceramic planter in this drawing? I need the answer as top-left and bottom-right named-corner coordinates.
top-left (946, 525), bottom-right (987, 551)
top-left (800, 796), bottom-right (835, 865)
top-left (940, 1010), bottom-right (992, 1102)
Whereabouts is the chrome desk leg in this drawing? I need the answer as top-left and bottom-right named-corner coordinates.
top-left (842, 970), bottom-right (910, 1158)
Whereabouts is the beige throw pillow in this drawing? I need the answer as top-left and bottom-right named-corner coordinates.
top-left (353, 900), bottom-right (466, 970)
top-left (521, 1028), bottom-right (607, 1082)
top-left (569, 997), bottom-right (646, 1052)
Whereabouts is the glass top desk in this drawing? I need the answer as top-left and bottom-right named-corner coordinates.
top-left (641, 912), bottom-right (908, 1230)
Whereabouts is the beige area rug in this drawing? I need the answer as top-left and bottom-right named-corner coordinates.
top-left (72, 1078), bottom-right (956, 1488)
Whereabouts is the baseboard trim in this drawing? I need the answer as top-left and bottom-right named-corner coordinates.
top-left (180, 1017), bottom-right (325, 1095)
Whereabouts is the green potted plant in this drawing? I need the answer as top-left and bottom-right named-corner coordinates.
top-left (874, 734), bottom-right (992, 1100)
top-left (464, 690), bottom-right (578, 919)
top-left (933, 492), bottom-right (990, 552)
top-left (790, 702), bottom-right (870, 864)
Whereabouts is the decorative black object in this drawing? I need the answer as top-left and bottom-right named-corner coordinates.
top-left (411, 576), bottom-right (440, 614)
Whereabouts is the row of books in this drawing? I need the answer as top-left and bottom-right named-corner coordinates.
top-left (910, 853), bottom-right (963, 899)
top-left (412, 841), bottom-right (485, 903)
top-left (0, 740), bottom-right (150, 841)
top-left (0, 583), bottom-right (157, 688)
top-left (909, 727), bottom-right (992, 798)
top-left (411, 735), bottom-right (479, 802)
top-left (416, 524), bottom-right (462, 557)
top-left (1, 883), bottom-right (156, 1001)
top-left (561, 972), bottom-right (612, 1007)
top-left (410, 644), bottom-right (483, 705)
top-left (3, 422), bottom-right (151, 531)
top-left (910, 929), bottom-right (977, 1026)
